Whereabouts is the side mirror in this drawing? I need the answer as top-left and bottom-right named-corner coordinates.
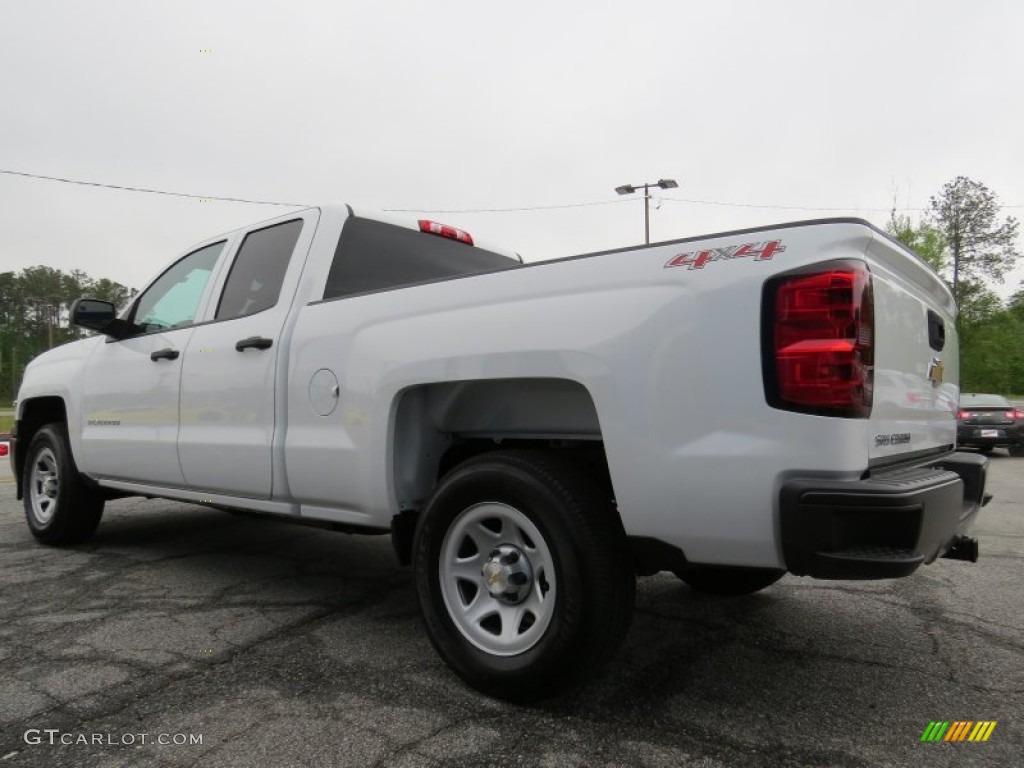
top-left (70, 298), bottom-right (131, 339)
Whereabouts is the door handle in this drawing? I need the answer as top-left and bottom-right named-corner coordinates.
top-left (235, 336), bottom-right (273, 352)
top-left (150, 348), bottom-right (180, 361)
top-left (927, 310), bottom-right (945, 351)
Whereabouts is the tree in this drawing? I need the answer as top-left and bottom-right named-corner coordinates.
top-left (887, 210), bottom-right (947, 273)
top-left (0, 267), bottom-right (134, 403)
top-left (928, 176), bottom-right (1020, 305)
top-left (887, 185), bottom-right (1024, 394)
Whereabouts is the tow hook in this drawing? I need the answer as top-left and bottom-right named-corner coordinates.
top-left (942, 535), bottom-right (979, 563)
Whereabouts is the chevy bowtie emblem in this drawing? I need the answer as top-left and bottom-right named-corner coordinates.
top-left (927, 357), bottom-right (944, 386)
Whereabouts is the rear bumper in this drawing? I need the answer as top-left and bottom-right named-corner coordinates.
top-left (957, 424), bottom-right (1023, 447)
top-left (780, 451), bottom-right (987, 579)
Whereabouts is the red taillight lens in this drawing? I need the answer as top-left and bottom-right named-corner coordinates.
top-left (957, 410), bottom-right (969, 420)
top-left (0, 443), bottom-right (7, 458)
top-left (766, 264), bottom-right (873, 417)
top-left (1014, 410), bottom-right (1024, 420)
top-left (418, 219), bottom-right (474, 245)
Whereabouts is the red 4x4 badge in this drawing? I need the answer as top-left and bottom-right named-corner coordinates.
top-left (665, 240), bottom-right (785, 270)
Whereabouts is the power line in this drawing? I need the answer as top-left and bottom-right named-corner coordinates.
top-left (660, 196), bottom-right (907, 213)
top-left (0, 168), bottom-right (309, 207)
top-left (382, 199), bottom-right (635, 213)
top-left (661, 195), bottom-right (1024, 212)
top-left (2, 166), bottom-right (1022, 214)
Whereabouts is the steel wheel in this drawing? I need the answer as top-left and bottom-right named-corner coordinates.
top-left (439, 502), bottom-right (556, 656)
top-left (414, 450), bottom-right (635, 701)
top-left (22, 423), bottom-right (105, 545)
top-left (29, 447), bottom-right (60, 525)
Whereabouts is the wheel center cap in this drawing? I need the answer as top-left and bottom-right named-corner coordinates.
top-left (43, 477), bottom-right (58, 496)
top-left (481, 544), bottom-right (533, 604)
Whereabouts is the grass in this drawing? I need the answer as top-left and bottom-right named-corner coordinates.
top-left (0, 414), bottom-right (12, 434)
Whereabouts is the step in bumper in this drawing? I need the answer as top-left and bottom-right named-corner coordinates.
top-left (780, 452), bottom-right (988, 579)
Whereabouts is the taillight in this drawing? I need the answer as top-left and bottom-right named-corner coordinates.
top-left (1014, 410), bottom-right (1024, 420)
top-left (418, 219), bottom-right (474, 245)
top-left (764, 262), bottom-right (873, 417)
top-left (0, 443), bottom-right (7, 458)
top-left (957, 410), bottom-right (969, 420)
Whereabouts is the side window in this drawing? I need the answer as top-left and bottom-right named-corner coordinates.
top-left (215, 220), bottom-right (303, 320)
top-left (132, 241), bottom-right (225, 333)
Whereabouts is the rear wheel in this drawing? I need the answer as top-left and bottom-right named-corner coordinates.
top-left (1009, 444), bottom-right (1024, 457)
top-left (23, 423), bottom-right (105, 545)
top-left (675, 565), bottom-right (785, 596)
top-left (978, 446), bottom-right (994, 455)
top-left (413, 450), bottom-right (635, 701)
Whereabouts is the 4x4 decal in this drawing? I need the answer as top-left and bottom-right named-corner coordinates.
top-left (665, 239), bottom-right (786, 270)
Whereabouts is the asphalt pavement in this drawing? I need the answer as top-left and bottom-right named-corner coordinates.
top-left (0, 455), bottom-right (1020, 767)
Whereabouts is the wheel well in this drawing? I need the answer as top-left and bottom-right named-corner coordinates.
top-left (13, 396), bottom-right (67, 499)
top-left (389, 379), bottom-right (614, 565)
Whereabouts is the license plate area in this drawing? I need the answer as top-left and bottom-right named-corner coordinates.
top-left (979, 429), bottom-right (1001, 438)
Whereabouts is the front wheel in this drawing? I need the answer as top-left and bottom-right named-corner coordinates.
top-left (23, 423), bottom-right (105, 545)
top-left (675, 565), bottom-right (785, 596)
top-left (413, 450), bottom-right (635, 701)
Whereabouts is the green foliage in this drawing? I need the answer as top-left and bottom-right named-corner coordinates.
top-left (888, 178), bottom-right (1024, 395)
top-left (958, 311), bottom-right (1024, 394)
top-left (0, 267), bottom-right (134, 403)
top-left (928, 176), bottom-right (1020, 306)
top-left (887, 210), bottom-right (947, 274)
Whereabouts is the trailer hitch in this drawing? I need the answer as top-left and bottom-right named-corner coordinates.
top-left (941, 535), bottom-right (979, 563)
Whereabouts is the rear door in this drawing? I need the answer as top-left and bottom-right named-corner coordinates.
top-left (865, 231), bottom-right (959, 464)
top-left (177, 210), bottom-right (318, 497)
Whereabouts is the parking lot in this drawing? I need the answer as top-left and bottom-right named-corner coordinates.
top-left (0, 455), bottom-right (1020, 768)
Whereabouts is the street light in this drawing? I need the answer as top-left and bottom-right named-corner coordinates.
top-left (615, 178), bottom-right (678, 244)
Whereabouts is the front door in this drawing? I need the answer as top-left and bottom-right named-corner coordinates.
top-left (79, 240), bottom-right (227, 486)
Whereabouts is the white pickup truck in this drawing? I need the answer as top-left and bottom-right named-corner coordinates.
top-left (11, 205), bottom-right (987, 700)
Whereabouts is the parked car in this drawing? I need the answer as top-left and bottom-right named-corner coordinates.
top-left (957, 393), bottom-right (1024, 455)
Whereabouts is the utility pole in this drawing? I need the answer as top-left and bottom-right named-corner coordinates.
top-left (27, 297), bottom-right (60, 349)
top-left (615, 178), bottom-right (679, 244)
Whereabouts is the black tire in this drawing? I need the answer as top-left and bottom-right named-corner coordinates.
top-left (413, 450), bottom-right (635, 702)
top-left (675, 565), bottom-right (785, 596)
top-left (22, 423), bottom-right (105, 545)
top-left (1009, 444), bottom-right (1024, 457)
top-left (978, 446), bottom-right (994, 455)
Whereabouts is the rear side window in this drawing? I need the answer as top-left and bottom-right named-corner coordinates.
top-left (323, 217), bottom-right (516, 300)
top-left (216, 220), bottom-right (303, 320)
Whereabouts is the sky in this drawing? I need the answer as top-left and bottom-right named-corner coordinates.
top-left (2, 0), bottom-right (1023, 295)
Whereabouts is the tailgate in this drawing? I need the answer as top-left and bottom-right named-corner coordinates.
top-left (865, 232), bottom-right (958, 463)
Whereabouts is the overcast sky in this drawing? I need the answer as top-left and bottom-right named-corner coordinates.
top-left (2, 0), bottom-right (1022, 295)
